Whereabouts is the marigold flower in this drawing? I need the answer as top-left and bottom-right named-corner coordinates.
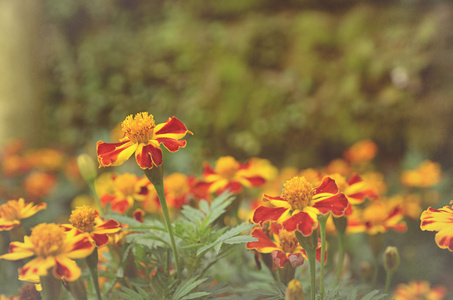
top-left (200, 156), bottom-right (266, 194)
top-left (393, 281), bottom-right (446, 300)
top-left (246, 222), bottom-right (323, 268)
top-left (100, 173), bottom-right (150, 213)
top-left (0, 223), bottom-right (94, 282)
top-left (252, 176), bottom-right (349, 236)
top-left (97, 112), bottom-right (192, 169)
top-left (0, 198), bottom-right (46, 231)
top-left (420, 203), bottom-right (453, 251)
top-left (348, 200), bottom-right (407, 235)
top-left (63, 206), bottom-right (121, 247)
top-left (401, 160), bottom-right (442, 189)
top-left (24, 171), bottom-right (57, 200)
top-left (343, 140), bottom-right (377, 164)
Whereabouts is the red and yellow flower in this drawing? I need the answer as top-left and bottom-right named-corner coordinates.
top-left (348, 200), bottom-right (407, 235)
top-left (252, 176), bottom-right (349, 236)
top-left (62, 206), bottom-right (121, 247)
top-left (0, 198), bottom-right (46, 231)
top-left (343, 139), bottom-right (378, 164)
top-left (24, 171), bottom-right (57, 200)
top-left (420, 203), bottom-right (453, 251)
top-left (393, 281), bottom-right (446, 300)
top-left (401, 160), bottom-right (442, 189)
top-left (0, 223), bottom-right (94, 281)
top-left (246, 222), bottom-right (323, 268)
top-left (100, 173), bottom-right (150, 213)
top-left (200, 156), bottom-right (266, 194)
top-left (97, 112), bottom-right (192, 169)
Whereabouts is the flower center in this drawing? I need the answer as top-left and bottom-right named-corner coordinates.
top-left (121, 112), bottom-right (156, 144)
top-left (278, 229), bottom-right (298, 253)
top-left (69, 206), bottom-right (96, 232)
top-left (282, 176), bottom-right (314, 211)
top-left (165, 173), bottom-right (190, 197)
top-left (114, 173), bottom-right (139, 197)
top-left (0, 200), bottom-right (19, 221)
top-left (29, 223), bottom-right (65, 258)
top-left (215, 156), bottom-right (240, 179)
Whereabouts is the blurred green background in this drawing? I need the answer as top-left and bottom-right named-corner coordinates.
top-left (3, 0), bottom-right (453, 170)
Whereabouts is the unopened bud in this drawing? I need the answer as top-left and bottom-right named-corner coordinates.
top-left (383, 246), bottom-right (400, 272)
top-left (77, 154), bottom-right (97, 183)
top-left (359, 261), bottom-right (373, 280)
top-left (285, 279), bottom-right (305, 300)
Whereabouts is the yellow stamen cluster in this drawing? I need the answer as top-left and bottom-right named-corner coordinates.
top-left (30, 223), bottom-right (65, 258)
top-left (216, 156), bottom-right (240, 180)
top-left (278, 229), bottom-right (298, 253)
top-left (69, 206), bottom-right (96, 232)
top-left (165, 173), bottom-right (190, 197)
top-left (282, 176), bottom-right (314, 211)
top-left (114, 173), bottom-right (139, 197)
top-left (0, 200), bottom-right (19, 221)
top-left (121, 112), bottom-right (156, 144)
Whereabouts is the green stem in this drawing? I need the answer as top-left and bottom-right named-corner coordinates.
top-left (335, 231), bottom-right (345, 284)
top-left (296, 230), bottom-right (318, 300)
top-left (144, 166), bottom-right (182, 279)
top-left (306, 249), bottom-right (317, 300)
top-left (86, 248), bottom-right (102, 300)
top-left (88, 182), bottom-right (104, 216)
top-left (384, 270), bottom-right (393, 295)
top-left (317, 213), bottom-right (329, 300)
top-left (40, 275), bottom-right (62, 300)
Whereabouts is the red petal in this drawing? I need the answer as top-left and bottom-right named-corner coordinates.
top-left (243, 176), bottom-right (266, 187)
top-left (252, 206), bottom-right (288, 224)
top-left (347, 173), bottom-right (362, 185)
top-left (136, 144), bottom-right (163, 169)
top-left (246, 228), bottom-right (278, 250)
top-left (272, 251), bottom-right (288, 268)
top-left (97, 219), bottom-right (120, 230)
top-left (155, 117), bottom-right (190, 135)
top-left (283, 211), bottom-right (317, 236)
top-left (315, 177), bottom-right (339, 195)
top-left (91, 233), bottom-right (109, 247)
top-left (156, 138), bottom-right (187, 152)
top-left (312, 193), bottom-right (349, 216)
top-left (96, 140), bottom-right (133, 167)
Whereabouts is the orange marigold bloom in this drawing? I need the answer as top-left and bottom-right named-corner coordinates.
top-left (343, 140), bottom-right (377, 164)
top-left (252, 176), bottom-right (349, 236)
top-left (420, 203), bottom-right (453, 251)
top-left (100, 173), bottom-right (150, 213)
top-left (24, 171), bottom-right (57, 200)
top-left (401, 160), bottom-right (442, 189)
top-left (62, 206), bottom-right (121, 247)
top-left (0, 223), bottom-right (94, 282)
top-left (393, 281), bottom-right (446, 300)
top-left (347, 199), bottom-right (407, 235)
top-left (24, 148), bottom-right (65, 172)
top-left (97, 112), bottom-right (192, 169)
top-left (200, 156), bottom-right (266, 194)
top-left (246, 222), bottom-right (323, 268)
top-left (0, 198), bottom-right (46, 231)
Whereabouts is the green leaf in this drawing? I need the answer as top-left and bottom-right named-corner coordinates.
top-left (223, 235), bottom-right (258, 245)
top-left (347, 289), bottom-right (357, 300)
top-left (361, 290), bottom-right (387, 300)
top-left (180, 292), bottom-right (210, 300)
top-left (171, 277), bottom-right (209, 300)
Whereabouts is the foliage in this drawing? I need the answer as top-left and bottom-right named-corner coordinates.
top-left (40, 0), bottom-right (453, 169)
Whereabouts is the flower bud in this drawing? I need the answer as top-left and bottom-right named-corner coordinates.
top-left (285, 279), bottom-right (305, 300)
top-left (383, 246), bottom-right (400, 273)
top-left (77, 154), bottom-right (97, 183)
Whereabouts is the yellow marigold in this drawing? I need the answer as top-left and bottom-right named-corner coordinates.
top-left (393, 281), bottom-right (446, 300)
top-left (0, 198), bottom-right (46, 231)
top-left (401, 160), bottom-right (442, 188)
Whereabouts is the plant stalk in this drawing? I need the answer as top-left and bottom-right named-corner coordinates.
top-left (86, 248), bottom-right (102, 300)
top-left (144, 165), bottom-right (182, 278)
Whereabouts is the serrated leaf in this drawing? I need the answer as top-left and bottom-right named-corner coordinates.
top-left (361, 290), bottom-right (386, 300)
top-left (180, 292), bottom-right (210, 300)
top-left (172, 277), bottom-right (209, 300)
top-left (223, 235), bottom-right (257, 245)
